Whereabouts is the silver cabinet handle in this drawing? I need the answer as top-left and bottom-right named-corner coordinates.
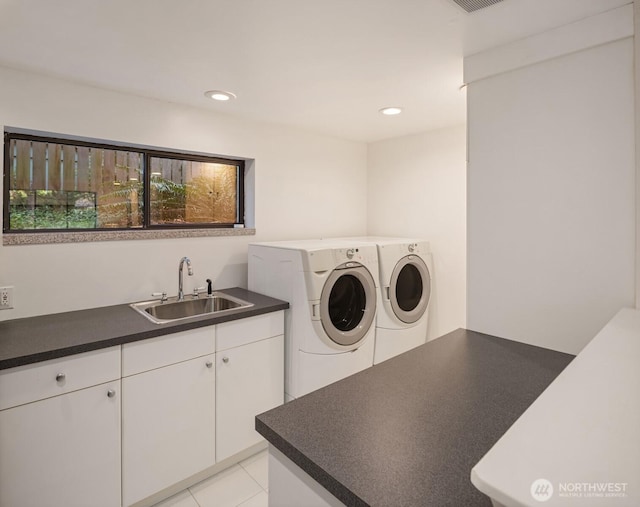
top-left (55, 373), bottom-right (66, 382)
top-left (206, 361), bottom-right (213, 368)
top-left (222, 357), bottom-right (229, 364)
top-left (107, 389), bottom-right (116, 398)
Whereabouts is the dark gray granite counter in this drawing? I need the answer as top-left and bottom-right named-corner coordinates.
top-left (256, 328), bottom-right (574, 507)
top-left (0, 287), bottom-right (288, 370)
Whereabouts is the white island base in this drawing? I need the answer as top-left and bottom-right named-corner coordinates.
top-left (269, 446), bottom-right (346, 507)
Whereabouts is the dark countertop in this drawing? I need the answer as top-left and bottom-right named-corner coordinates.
top-left (256, 328), bottom-right (574, 507)
top-left (0, 287), bottom-right (288, 370)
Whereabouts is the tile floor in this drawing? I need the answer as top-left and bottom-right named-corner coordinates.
top-left (152, 450), bottom-right (269, 507)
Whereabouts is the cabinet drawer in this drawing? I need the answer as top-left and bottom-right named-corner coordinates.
top-left (216, 311), bottom-right (284, 351)
top-left (122, 326), bottom-right (215, 377)
top-left (0, 346), bottom-right (120, 411)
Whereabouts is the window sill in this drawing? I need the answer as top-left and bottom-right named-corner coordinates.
top-left (2, 228), bottom-right (256, 246)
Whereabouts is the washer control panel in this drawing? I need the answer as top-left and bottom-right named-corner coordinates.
top-left (334, 246), bottom-right (376, 264)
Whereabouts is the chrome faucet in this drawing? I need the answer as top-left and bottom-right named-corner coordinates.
top-left (178, 257), bottom-right (193, 301)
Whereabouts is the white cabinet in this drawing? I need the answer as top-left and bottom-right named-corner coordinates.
top-left (121, 328), bottom-right (215, 507)
top-left (216, 312), bottom-right (284, 462)
top-left (0, 309), bottom-right (285, 507)
top-left (0, 347), bottom-right (121, 507)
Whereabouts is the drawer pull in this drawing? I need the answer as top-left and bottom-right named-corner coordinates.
top-left (55, 373), bottom-right (66, 382)
top-left (206, 361), bottom-right (213, 368)
top-left (107, 389), bottom-right (116, 398)
top-left (222, 357), bottom-right (229, 364)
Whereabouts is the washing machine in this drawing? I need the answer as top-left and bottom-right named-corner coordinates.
top-left (329, 237), bottom-right (432, 364)
top-left (248, 239), bottom-right (378, 400)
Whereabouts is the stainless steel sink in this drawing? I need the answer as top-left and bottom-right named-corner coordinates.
top-left (130, 292), bottom-right (254, 324)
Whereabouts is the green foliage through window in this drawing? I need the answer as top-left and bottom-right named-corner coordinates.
top-left (3, 131), bottom-right (244, 232)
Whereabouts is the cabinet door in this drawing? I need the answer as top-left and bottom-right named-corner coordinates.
top-left (122, 354), bottom-right (215, 507)
top-left (216, 335), bottom-right (284, 462)
top-left (0, 381), bottom-right (121, 507)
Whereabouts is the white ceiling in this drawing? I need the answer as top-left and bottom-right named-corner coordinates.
top-left (0, 0), bottom-right (630, 142)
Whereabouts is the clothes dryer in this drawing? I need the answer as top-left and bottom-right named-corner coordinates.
top-left (330, 237), bottom-right (432, 364)
top-left (248, 239), bottom-right (378, 400)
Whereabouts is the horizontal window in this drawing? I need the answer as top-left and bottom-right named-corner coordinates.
top-left (3, 130), bottom-right (245, 233)
top-left (149, 156), bottom-right (239, 226)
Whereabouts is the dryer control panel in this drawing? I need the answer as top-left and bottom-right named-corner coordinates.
top-left (377, 241), bottom-right (432, 281)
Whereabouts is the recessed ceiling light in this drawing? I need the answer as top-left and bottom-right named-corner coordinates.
top-left (379, 107), bottom-right (403, 116)
top-left (204, 90), bottom-right (237, 101)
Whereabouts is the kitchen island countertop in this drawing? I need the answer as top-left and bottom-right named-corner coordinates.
top-left (256, 328), bottom-right (574, 506)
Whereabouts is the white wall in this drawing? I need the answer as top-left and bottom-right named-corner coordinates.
top-left (366, 126), bottom-right (467, 340)
top-left (0, 66), bottom-right (367, 320)
top-left (635, 0), bottom-right (640, 310)
top-left (466, 17), bottom-right (636, 353)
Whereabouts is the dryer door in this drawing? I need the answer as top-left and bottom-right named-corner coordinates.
top-left (389, 255), bottom-right (431, 324)
top-left (320, 263), bottom-right (377, 347)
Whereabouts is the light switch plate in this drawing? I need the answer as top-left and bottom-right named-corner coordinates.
top-left (0, 286), bottom-right (14, 309)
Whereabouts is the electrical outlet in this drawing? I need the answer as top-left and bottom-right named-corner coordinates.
top-left (0, 286), bottom-right (14, 309)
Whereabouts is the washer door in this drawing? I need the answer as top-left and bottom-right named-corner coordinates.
top-left (320, 263), bottom-right (377, 347)
top-left (389, 255), bottom-right (431, 324)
